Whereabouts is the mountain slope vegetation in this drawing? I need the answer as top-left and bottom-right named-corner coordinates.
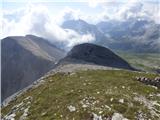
top-left (117, 51), bottom-right (160, 73)
top-left (2, 64), bottom-right (160, 120)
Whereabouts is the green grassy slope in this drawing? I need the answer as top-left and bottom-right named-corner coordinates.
top-left (2, 70), bottom-right (160, 120)
top-left (116, 52), bottom-right (160, 72)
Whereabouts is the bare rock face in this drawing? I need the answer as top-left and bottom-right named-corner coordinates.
top-left (1, 35), bottom-right (65, 102)
top-left (60, 43), bottom-right (135, 70)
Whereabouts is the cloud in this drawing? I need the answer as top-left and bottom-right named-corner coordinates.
top-left (54, 7), bottom-right (82, 25)
top-left (93, 0), bottom-right (160, 23)
top-left (117, 2), bottom-right (145, 20)
top-left (1, 4), bottom-right (95, 50)
top-left (55, 7), bottom-right (93, 25)
top-left (88, 0), bottom-right (101, 7)
top-left (60, 7), bottom-right (81, 21)
top-left (88, 0), bottom-right (116, 8)
top-left (64, 29), bottom-right (95, 48)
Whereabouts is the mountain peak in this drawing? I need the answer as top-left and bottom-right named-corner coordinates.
top-left (60, 43), bottom-right (135, 70)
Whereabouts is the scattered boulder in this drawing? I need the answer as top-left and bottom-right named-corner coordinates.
top-left (3, 113), bottom-right (16, 120)
top-left (91, 113), bottom-right (102, 120)
top-left (41, 112), bottom-right (47, 116)
top-left (119, 99), bottom-right (124, 104)
top-left (2, 96), bottom-right (33, 120)
top-left (155, 77), bottom-right (160, 81)
top-left (67, 105), bottom-right (76, 112)
top-left (112, 113), bottom-right (128, 120)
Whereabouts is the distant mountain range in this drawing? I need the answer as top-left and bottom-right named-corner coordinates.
top-left (62, 19), bottom-right (160, 53)
top-left (62, 19), bottom-right (111, 47)
top-left (1, 35), bottom-right (65, 101)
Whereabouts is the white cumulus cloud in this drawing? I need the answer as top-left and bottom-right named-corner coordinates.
top-left (1, 4), bottom-right (95, 50)
top-left (93, 0), bottom-right (160, 23)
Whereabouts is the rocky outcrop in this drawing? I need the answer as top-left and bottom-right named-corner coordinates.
top-left (135, 76), bottom-right (160, 88)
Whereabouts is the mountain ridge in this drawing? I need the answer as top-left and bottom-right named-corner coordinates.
top-left (1, 35), bottom-right (65, 101)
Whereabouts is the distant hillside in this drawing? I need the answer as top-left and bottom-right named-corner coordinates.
top-left (116, 51), bottom-right (160, 73)
top-left (60, 43), bottom-right (135, 70)
top-left (1, 35), bottom-right (65, 101)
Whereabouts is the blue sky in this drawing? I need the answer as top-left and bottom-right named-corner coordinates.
top-left (2, 0), bottom-right (159, 11)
